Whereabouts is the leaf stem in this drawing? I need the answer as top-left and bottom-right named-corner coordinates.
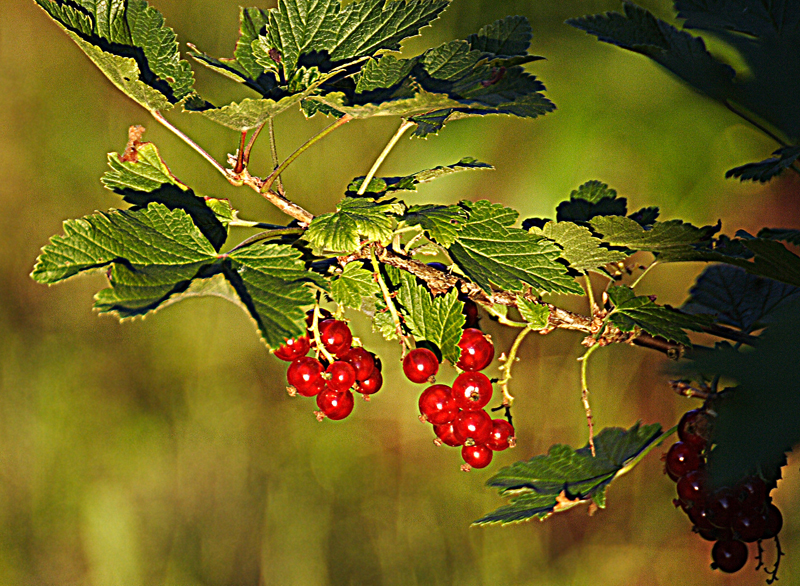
top-left (262, 114), bottom-right (353, 193)
top-left (578, 343), bottom-right (600, 456)
top-left (226, 227), bottom-right (305, 253)
top-left (150, 110), bottom-right (228, 177)
top-left (583, 272), bottom-right (597, 314)
top-left (630, 260), bottom-right (659, 289)
top-left (312, 296), bottom-right (336, 364)
top-left (371, 248), bottom-right (413, 353)
top-left (498, 327), bottom-right (532, 405)
top-left (484, 304), bottom-right (528, 328)
top-left (357, 119), bottom-right (415, 196)
top-left (265, 117), bottom-right (283, 195)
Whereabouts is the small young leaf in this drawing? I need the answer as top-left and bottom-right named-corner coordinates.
top-left (402, 204), bottom-right (467, 247)
top-left (516, 297), bottom-right (550, 330)
top-left (330, 262), bottom-right (381, 309)
top-left (34, 0), bottom-right (198, 110)
top-left (590, 216), bottom-right (720, 260)
top-left (448, 201), bottom-right (584, 295)
top-left (607, 286), bottom-right (711, 345)
top-left (348, 158), bottom-right (493, 196)
top-left (304, 197), bottom-right (403, 253)
top-left (725, 146), bottom-right (800, 182)
top-left (681, 265), bottom-right (800, 333)
top-left (531, 221), bottom-right (626, 273)
top-left (757, 228), bottom-right (800, 246)
top-left (555, 181), bottom-right (627, 223)
top-left (475, 422), bottom-right (665, 525)
top-left (466, 15), bottom-right (532, 57)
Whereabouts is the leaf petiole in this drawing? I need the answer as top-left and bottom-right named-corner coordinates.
top-left (579, 343), bottom-right (600, 456)
top-left (150, 110), bottom-right (228, 177)
top-left (357, 119), bottom-right (415, 196)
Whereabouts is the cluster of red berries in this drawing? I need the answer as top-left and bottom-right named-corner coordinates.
top-left (275, 313), bottom-right (382, 421)
top-left (403, 328), bottom-right (515, 470)
top-left (665, 408), bottom-right (783, 575)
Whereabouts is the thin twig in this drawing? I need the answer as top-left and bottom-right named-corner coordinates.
top-left (150, 110), bottom-right (228, 177)
top-left (262, 114), bottom-right (353, 193)
top-left (244, 120), bottom-right (268, 169)
top-left (357, 119), bottom-right (415, 195)
top-left (725, 101), bottom-right (788, 147)
top-left (579, 343), bottom-right (600, 456)
top-left (312, 297), bottom-right (336, 364)
top-left (234, 131), bottom-right (247, 173)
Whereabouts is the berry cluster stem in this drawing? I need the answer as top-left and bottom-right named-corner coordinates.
top-left (497, 327), bottom-right (532, 405)
top-left (371, 249), bottom-right (413, 354)
top-left (311, 296), bottom-right (336, 364)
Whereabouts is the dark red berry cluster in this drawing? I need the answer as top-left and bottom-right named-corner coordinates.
top-left (665, 408), bottom-right (784, 576)
top-left (404, 329), bottom-right (515, 470)
top-left (275, 315), bottom-right (382, 421)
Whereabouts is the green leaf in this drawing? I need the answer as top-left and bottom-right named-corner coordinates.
top-left (475, 423), bottom-right (665, 525)
top-left (555, 181), bottom-right (627, 223)
top-left (348, 158), bottom-right (493, 196)
top-left (725, 146), bottom-right (800, 182)
top-left (516, 297), bottom-right (550, 330)
top-left (607, 286), bottom-right (711, 346)
top-left (402, 204), bottom-right (467, 247)
top-left (304, 197), bottom-right (403, 253)
top-left (34, 0), bottom-right (197, 110)
top-left (466, 15), bottom-right (532, 57)
top-left (330, 262), bottom-right (380, 309)
top-left (680, 300), bottom-right (800, 486)
top-left (447, 201), bottom-right (583, 295)
top-left (31, 204), bottom-right (315, 348)
top-left (355, 54), bottom-right (418, 93)
top-left (531, 221), bottom-right (627, 273)
top-left (590, 216), bottom-right (720, 260)
top-left (757, 228), bottom-right (800, 246)
top-left (102, 140), bottom-right (228, 251)
top-left (681, 265), bottom-right (800, 333)
top-left (386, 266), bottom-right (465, 362)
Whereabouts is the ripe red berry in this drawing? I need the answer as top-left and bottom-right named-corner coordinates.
top-left (403, 348), bottom-right (439, 384)
top-left (318, 319), bottom-right (353, 357)
top-left (357, 368), bottom-right (383, 395)
top-left (274, 336), bottom-right (311, 361)
top-left (735, 476), bottom-right (767, 511)
top-left (485, 419), bottom-right (515, 451)
top-left (461, 444), bottom-right (493, 468)
top-left (326, 361), bottom-right (356, 392)
top-left (340, 347), bottom-right (375, 381)
top-left (462, 299), bottom-right (479, 329)
top-left (762, 503), bottom-right (783, 539)
top-left (677, 470), bottom-right (707, 507)
top-left (434, 423), bottom-right (464, 447)
top-left (678, 408), bottom-right (711, 450)
top-left (418, 385), bottom-right (459, 424)
top-left (665, 441), bottom-right (704, 480)
top-left (711, 539), bottom-right (748, 573)
top-left (453, 409), bottom-right (493, 445)
top-left (456, 328), bottom-right (494, 372)
top-left (707, 488), bottom-right (739, 529)
top-left (451, 371), bottom-right (493, 411)
top-left (731, 509), bottom-right (767, 542)
top-left (287, 356), bottom-right (325, 395)
top-left (316, 388), bottom-right (354, 420)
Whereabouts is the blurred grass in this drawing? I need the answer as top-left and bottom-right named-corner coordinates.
top-left (1, 0), bottom-right (799, 585)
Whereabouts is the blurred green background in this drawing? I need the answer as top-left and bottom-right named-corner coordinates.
top-left (2, 0), bottom-right (799, 584)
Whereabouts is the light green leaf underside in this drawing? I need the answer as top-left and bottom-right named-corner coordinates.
top-left (448, 201), bottom-right (583, 295)
top-left (403, 204), bottom-right (466, 247)
top-left (516, 297), bottom-right (550, 330)
top-left (590, 215), bottom-right (718, 260)
top-left (330, 262), bottom-right (381, 309)
top-left (533, 221), bottom-right (627, 273)
top-left (304, 198), bottom-right (403, 253)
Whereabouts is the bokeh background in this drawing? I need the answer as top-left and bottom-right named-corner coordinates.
top-left (2, 0), bottom-right (799, 584)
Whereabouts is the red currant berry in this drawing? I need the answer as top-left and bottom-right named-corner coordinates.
top-left (731, 509), bottom-right (767, 542)
top-left (403, 348), bottom-right (439, 384)
top-left (357, 368), bottom-right (383, 395)
top-left (461, 444), bottom-right (493, 469)
top-left (456, 328), bottom-right (494, 372)
top-left (274, 336), bottom-right (311, 361)
top-left (462, 299), bottom-right (479, 329)
top-left (697, 526), bottom-right (732, 542)
top-left (688, 505), bottom-right (716, 532)
top-left (707, 488), bottom-right (739, 528)
top-left (451, 371), bottom-right (493, 411)
top-left (434, 423), bottom-right (464, 447)
top-left (340, 347), bottom-right (375, 381)
top-left (295, 377), bottom-right (326, 398)
top-left (485, 419), bottom-right (515, 451)
top-left (287, 357), bottom-right (325, 395)
top-left (326, 361), bottom-right (356, 392)
top-left (305, 308), bottom-right (332, 330)
top-left (318, 319), bottom-right (353, 357)
top-left (762, 503), bottom-right (783, 539)
top-left (735, 476), bottom-right (767, 511)
top-left (316, 388), bottom-right (354, 420)
top-left (677, 469), bottom-right (707, 507)
top-left (711, 539), bottom-right (748, 573)
top-left (665, 441), bottom-right (704, 480)
top-left (678, 408), bottom-right (711, 450)
top-left (418, 385), bottom-right (458, 424)
top-left (453, 409), bottom-right (493, 445)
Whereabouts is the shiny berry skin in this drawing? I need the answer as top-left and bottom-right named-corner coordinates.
top-left (340, 347), bottom-right (375, 381)
top-left (677, 470), bottom-right (707, 507)
top-left (677, 408), bottom-right (711, 450)
top-left (461, 444), bottom-right (493, 468)
top-left (326, 361), bottom-right (356, 392)
top-left (689, 505), bottom-right (716, 532)
top-left (456, 328), bottom-right (494, 372)
top-left (453, 409), bottom-right (493, 444)
top-left (711, 539), bottom-right (748, 573)
top-left (462, 299), bottom-right (479, 329)
top-left (731, 509), bottom-right (767, 542)
top-left (357, 368), bottom-right (383, 395)
top-left (762, 504), bottom-right (783, 539)
top-left (485, 419), bottom-right (515, 451)
top-left (316, 388), bottom-right (354, 420)
top-left (665, 441), bottom-right (703, 480)
top-left (274, 336), bottom-right (311, 361)
top-left (287, 357), bottom-right (325, 395)
top-left (434, 423), bottom-right (464, 447)
top-left (418, 385), bottom-right (459, 424)
top-left (318, 319), bottom-right (353, 357)
top-left (403, 348), bottom-right (439, 384)
top-left (707, 488), bottom-right (739, 528)
top-left (735, 476), bottom-right (767, 511)
top-left (451, 371), bottom-right (493, 411)
top-left (295, 377), bottom-right (326, 398)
